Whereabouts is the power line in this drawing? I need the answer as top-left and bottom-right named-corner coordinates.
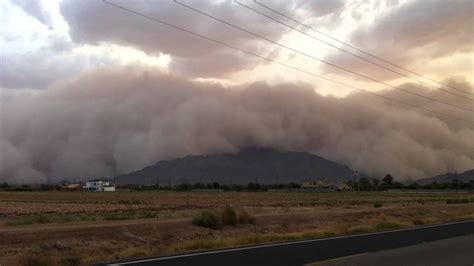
top-left (253, 0), bottom-right (474, 96)
top-left (173, 1), bottom-right (474, 113)
top-left (101, 0), bottom-right (474, 124)
top-left (235, 0), bottom-right (474, 101)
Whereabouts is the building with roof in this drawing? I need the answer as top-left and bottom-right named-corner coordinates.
top-left (83, 180), bottom-right (115, 192)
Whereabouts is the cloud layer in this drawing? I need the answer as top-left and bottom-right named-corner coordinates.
top-left (1, 67), bottom-right (473, 184)
top-left (322, 0), bottom-right (474, 81)
top-left (1, 1), bottom-right (473, 185)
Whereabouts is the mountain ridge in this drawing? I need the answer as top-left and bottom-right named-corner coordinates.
top-left (114, 148), bottom-right (474, 186)
top-left (416, 169), bottom-right (474, 185)
top-left (114, 148), bottom-right (356, 185)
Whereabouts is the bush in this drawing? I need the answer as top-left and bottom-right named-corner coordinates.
top-left (347, 226), bottom-right (374, 234)
top-left (412, 219), bottom-right (425, 225)
top-left (59, 257), bottom-right (81, 266)
top-left (373, 202), bottom-right (383, 208)
top-left (221, 206), bottom-right (237, 226)
top-left (142, 210), bottom-right (158, 219)
top-left (416, 209), bottom-right (431, 216)
top-left (446, 198), bottom-right (472, 204)
top-left (375, 221), bottom-right (402, 231)
top-left (104, 213), bottom-right (133, 220)
top-left (15, 214), bottom-right (51, 225)
top-left (21, 256), bottom-right (52, 266)
top-left (8, 214), bottom-right (96, 226)
top-left (238, 209), bottom-right (256, 225)
top-left (192, 210), bottom-right (221, 228)
top-left (117, 199), bottom-right (144, 205)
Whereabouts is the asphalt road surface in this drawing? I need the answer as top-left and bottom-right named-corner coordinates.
top-left (315, 233), bottom-right (474, 266)
top-left (107, 220), bottom-right (474, 266)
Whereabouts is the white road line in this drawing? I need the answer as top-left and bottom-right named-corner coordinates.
top-left (109, 220), bottom-right (474, 265)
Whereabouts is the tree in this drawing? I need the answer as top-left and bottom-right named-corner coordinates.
top-left (406, 182), bottom-right (420, 189)
top-left (345, 180), bottom-right (355, 190)
top-left (176, 183), bottom-right (191, 191)
top-left (393, 181), bottom-right (404, 189)
top-left (289, 182), bottom-right (301, 189)
top-left (0, 182), bottom-right (9, 189)
top-left (469, 180), bottom-right (474, 190)
top-left (372, 179), bottom-right (380, 191)
top-left (382, 174), bottom-right (394, 189)
top-left (450, 179), bottom-right (461, 190)
top-left (359, 178), bottom-right (372, 191)
top-left (247, 182), bottom-right (261, 191)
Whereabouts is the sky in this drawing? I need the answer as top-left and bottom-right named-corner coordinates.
top-left (0, 0), bottom-right (473, 183)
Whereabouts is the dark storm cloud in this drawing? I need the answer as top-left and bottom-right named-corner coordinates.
top-left (1, 67), bottom-right (472, 184)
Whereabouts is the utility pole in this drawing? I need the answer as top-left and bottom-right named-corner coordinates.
top-left (353, 171), bottom-right (360, 192)
top-left (358, 174), bottom-right (360, 192)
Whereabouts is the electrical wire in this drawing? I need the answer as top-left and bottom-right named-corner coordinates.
top-left (101, 0), bottom-right (474, 124)
top-left (253, 0), bottom-right (474, 96)
top-left (235, 0), bottom-right (474, 101)
top-left (173, 0), bottom-right (474, 113)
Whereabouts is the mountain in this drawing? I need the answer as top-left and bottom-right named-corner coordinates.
top-left (114, 148), bottom-right (356, 185)
top-left (417, 169), bottom-right (474, 185)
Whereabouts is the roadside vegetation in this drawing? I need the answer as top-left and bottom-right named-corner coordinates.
top-left (7, 213), bottom-right (97, 226)
top-left (1, 174), bottom-right (473, 193)
top-left (446, 197), bottom-right (474, 204)
top-left (0, 190), bottom-right (473, 266)
top-left (192, 206), bottom-right (256, 228)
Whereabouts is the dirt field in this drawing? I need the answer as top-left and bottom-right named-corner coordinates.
top-left (1, 191), bottom-right (473, 265)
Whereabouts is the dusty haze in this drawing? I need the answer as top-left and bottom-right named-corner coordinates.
top-left (1, 67), bottom-right (473, 184)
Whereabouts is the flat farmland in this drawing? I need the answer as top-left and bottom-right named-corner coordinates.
top-left (1, 191), bottom-right (473, 265)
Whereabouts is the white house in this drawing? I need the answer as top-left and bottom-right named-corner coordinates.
top-left (83, 180), bottom-right (116, 192)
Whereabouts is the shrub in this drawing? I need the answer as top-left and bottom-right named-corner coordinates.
top-left (118, 199), bottom-right (144, 205)
top-left (21, 256), bottom-right (52, 266)
top-left (238, 209), bottom-right (256, 225)
top-left (373, 202), bottom-right (383, 208)
top-left (412, 219), bottom-right (425, 225)
top-left (416, 210), bottom-right (431, 216)
top-left (221, 206), bottom-right (238, 226)
top-left (323, 231), bottom-right (336, 237)
top-left (142, 210), bottom-right (158, 219)
top-left (447, 198), bottom-right (472, 204)
top-left (375, 221), bottom-right (402, 231)
top-left (59, 257), bottom-right (81, 266)
top-left (8, 214), bottom-right (97, 226)
top-left (192, 210), bottom-right (221, 228)
top-left (118, 247), bottom-right (151, 258)
top-left (104, 213), bottom-right (132, 220)
top-left (14, 214), bottom-right (51, 225)
top-left (347, 226), bottom-right (374, 234)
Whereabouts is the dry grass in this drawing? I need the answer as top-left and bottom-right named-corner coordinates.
top-left (238, 209), bottom-right (256, 224)
top-left (221, 206), bottom-right (238, 226)
top-left (1, 191), bottom-right (471, 217)
top-left (0, 191), bottom-right (473, 265)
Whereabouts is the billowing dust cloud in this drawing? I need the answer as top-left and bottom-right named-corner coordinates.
top-left (1, 67), bottom-right (473, 183)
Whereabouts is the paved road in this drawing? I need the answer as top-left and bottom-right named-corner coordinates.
top-left (314, 233), bottom-right (474, 266)
top-left (107, 220), bottom-right (474, 266)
